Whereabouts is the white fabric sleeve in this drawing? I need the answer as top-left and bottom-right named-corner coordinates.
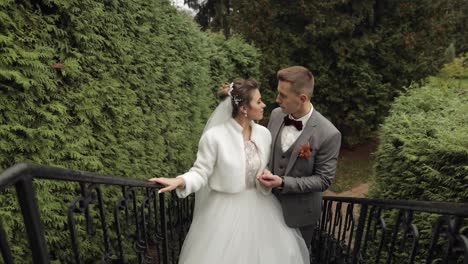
top-left (255, 128), bottom-right (272, 195)
top-left (176, 132), bottom-right (217, 198)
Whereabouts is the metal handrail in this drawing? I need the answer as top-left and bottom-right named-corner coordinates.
top-left (323, 195), bottom-right (468, 217)
top-left (313, 196), bottom-right (468, 264)
top-left (0, 163), bottom-right (192, 264)
top-left (1, 163), bottom-right (466, 264)
top-left (0, 163), bottom-right (159, 188)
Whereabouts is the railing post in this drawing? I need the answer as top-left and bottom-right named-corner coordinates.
top-left (0, 217), bottom-right (14, 264)
top-left (160, 192), bottom-right (169, 264)
top-left (352, 204), bottom-right (368, 264)
top-left (15, 177), bottom-right (50, 264)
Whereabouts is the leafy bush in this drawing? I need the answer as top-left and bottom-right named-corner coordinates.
top-left (368, 56), bottom-right (467, 263)
top-left (370, 56), bottom-right (468, 202)
top-left (0, 0), bottom-right (259, 262)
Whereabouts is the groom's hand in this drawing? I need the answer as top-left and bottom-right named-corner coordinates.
top-left (257, 170), bottom-right (283, 188)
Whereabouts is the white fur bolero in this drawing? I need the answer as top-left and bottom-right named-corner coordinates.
top-left (176, 118), bottom-right (272, 198)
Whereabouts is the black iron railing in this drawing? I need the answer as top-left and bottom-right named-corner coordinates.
top-left (1, 163), bottom-right (467, 264)
top-left (313, 196), bottom-right (468, 264)
top-left (0, 163), bottom-right (194, 264)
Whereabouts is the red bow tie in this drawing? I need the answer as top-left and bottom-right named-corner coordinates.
top-left (283, 115), bottom-right (303, 131)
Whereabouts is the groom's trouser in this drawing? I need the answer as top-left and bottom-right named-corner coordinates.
top-left (299, 225), bottom-right (314, 253)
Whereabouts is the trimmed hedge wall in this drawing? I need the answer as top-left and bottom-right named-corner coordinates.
top-left (0, 0), bottom-right (259, 261)
top-left (368, 56), bottom-right (467, 263)
top-left (370, 56), bottom-right (467, 202)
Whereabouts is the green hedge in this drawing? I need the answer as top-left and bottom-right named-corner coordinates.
top-left (370, 56), bottom-right (467, 202)
top-left (0, 0), bottom-right (259, 262)
top-left (368, 56), bottom-right (467, 262)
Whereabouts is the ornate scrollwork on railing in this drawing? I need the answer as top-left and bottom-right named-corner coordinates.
top-left (361, 206), bottom-right (388, 262)
top-left (114, 186), bottom-right (149, 263)
top-left (164, 191), bottom-right (195, 264)
top-left (313, 200), bottom-right (356, 264)
top-left (0, 163), bottom-right (194, 264)
top-left (313, 196), bottom-right (468, 264)
top-left (67, 183), bottom-right (112, 263)
top-left (0, 163), bottom-right (466, 264)
top-left (386, 210), bottom-right (420, 264)
top-left (139, 188), bottom-right (159, 263)
top-left (427, 215), bottom-right (468, 264)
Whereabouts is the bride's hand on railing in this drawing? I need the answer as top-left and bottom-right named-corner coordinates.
top-left (148, 177), bottom-right (185, 193)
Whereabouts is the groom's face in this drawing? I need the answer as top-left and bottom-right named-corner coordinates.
top-left (276, 81), bottom-right (302, 115)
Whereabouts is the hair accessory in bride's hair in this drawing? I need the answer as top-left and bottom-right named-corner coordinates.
top-left (232, 95), bottom-right (242, 106)
top-left (228, 82), bottom-right (242, 106)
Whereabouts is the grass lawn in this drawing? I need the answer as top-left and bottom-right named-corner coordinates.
top-left (329, 140), bottom-right (377, 193)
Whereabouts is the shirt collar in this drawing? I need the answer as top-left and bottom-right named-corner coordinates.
top-left (289, 103), bottom-right (314, 124)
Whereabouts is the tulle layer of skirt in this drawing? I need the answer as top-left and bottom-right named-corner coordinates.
top-left (178, 188), bottom-right (309, 264)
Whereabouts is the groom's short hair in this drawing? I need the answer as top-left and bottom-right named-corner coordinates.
top-left (277, 66), bottom-right (314, 98)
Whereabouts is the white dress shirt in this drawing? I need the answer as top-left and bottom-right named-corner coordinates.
top-left (281, 103), bottom-right (314, 152)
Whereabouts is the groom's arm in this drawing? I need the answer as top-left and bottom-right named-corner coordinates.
top-left (281, 131), bottom-right (341, 194)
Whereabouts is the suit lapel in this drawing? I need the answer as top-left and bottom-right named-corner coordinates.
top-left (284, 111), bottom-right (319, 175)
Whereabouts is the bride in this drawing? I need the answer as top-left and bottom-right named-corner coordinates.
top-left (149, 78), bottom-right (309, 264)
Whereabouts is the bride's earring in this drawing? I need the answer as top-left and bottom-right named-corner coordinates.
top-left (240, 106), bottom-right (248, 118)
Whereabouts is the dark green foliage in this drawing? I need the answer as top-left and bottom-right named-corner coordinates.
top-left (186, 0), bottom-right (232, 38)
top-left (370, 56), bottom-right (467, 202)
top-left (0, 0), bottom-right (259, 261)
top-left (368, 56), bottom-right (467, 262)
top-left (193, 0), bottom-right (468, 145)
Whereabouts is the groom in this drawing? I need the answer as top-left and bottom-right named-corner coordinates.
top-left (258, 66), bottom-right (341, 251)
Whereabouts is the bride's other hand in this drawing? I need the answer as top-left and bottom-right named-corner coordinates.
top-left (148, 177), bottom-right (185, 193)
top-left (257, 170), bottom-right (282, 188)
top-left (261, 169), bottom-right (272, 177)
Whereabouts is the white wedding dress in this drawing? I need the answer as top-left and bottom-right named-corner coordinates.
top-left (177, 141), bottom-right (310, 264)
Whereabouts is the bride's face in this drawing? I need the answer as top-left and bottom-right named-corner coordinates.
top-left (246, 89), bottom-right (266, 121)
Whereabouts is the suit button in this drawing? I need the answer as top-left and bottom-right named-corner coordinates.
top-left (279, 166), bottom-right (284, 169)
top-left (282, 155), bottom-right (286, 159)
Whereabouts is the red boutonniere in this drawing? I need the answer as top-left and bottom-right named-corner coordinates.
top-left (298, 143), bottom-right (313, 159)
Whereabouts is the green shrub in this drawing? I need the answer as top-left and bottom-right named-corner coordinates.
top-left (368, 55), bottom-right (467, 263)
top-left (370, 56), bottom-right (468, 202)
top-left (0, 0), bottom-right (259, 262)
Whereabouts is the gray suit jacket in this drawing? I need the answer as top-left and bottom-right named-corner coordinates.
top-left (268, 107), bottom-right (341, 227)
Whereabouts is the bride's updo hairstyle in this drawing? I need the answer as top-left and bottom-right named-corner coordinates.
top-left (218, 78), bottom-right (259, 118)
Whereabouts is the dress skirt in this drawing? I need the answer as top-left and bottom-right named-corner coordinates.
top-left (177, 187), bottom-right (310, 264)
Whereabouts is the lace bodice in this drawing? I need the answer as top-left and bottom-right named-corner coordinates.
top-left (244, 141), bottom-right (261, 189)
